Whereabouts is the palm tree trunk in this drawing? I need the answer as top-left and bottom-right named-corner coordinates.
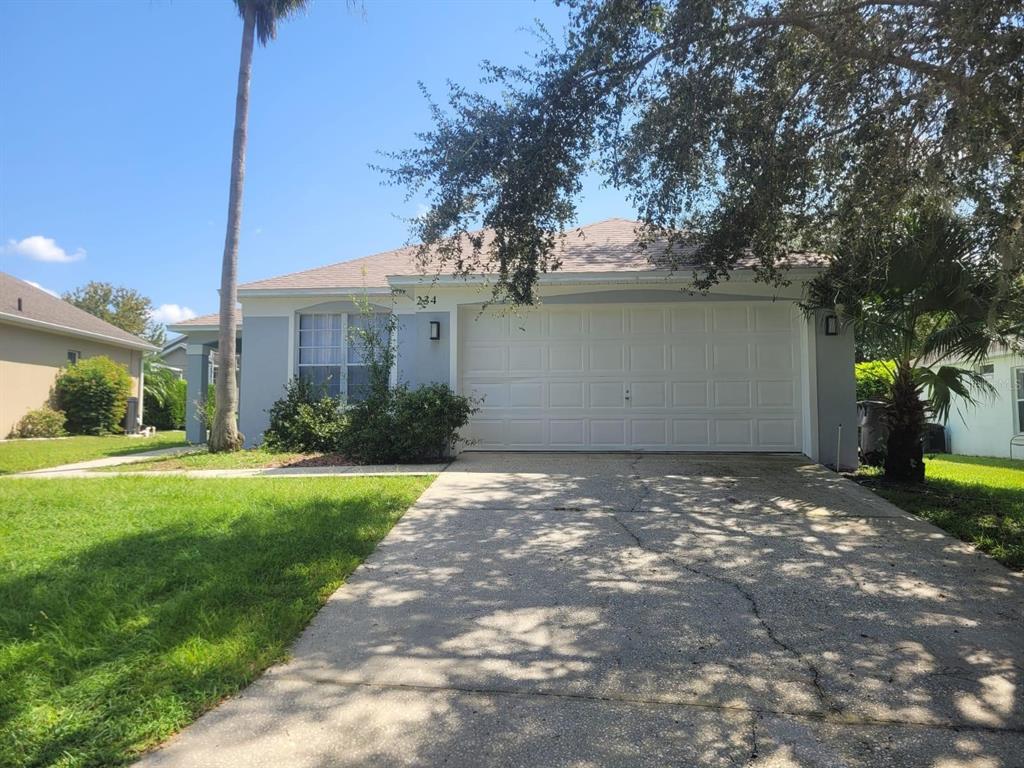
top-left (209, 4), bottom-right (255, 452)
top-left (883, 360), bottom-right (926, 482)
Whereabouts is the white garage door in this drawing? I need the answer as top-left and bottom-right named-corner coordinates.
top-left (458, 302), bottom-right (802, 451)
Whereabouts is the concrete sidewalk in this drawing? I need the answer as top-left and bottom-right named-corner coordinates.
top-left (14, 444), bottom-right (199, 476)
top-left (135, 452), bottom-right (1024, 767)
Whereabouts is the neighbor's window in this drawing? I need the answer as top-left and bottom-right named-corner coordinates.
top-left (1015, 368), bottom-right (1024, 434)
top-left (975, 362), bottom-right (995, 378)
top-left (298, 313), bottom-right (343, 397)
top-left (67, 350), bottom-right (81, 364)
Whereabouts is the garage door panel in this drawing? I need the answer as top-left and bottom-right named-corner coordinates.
top-left (630, 345), bottom-right (666, 371)
top-left (713, 381), bottom-right (752, 408)
top-left (712, 305), bottom-right (751, 331)
top-left (549, 419), bottom-right (586, 446)
top-left (671, 344), bottom-right (708, 371)
top-left (549, 344), bottom-right (585, 371)
top-left (672, 381), bottom-right (709, 408)
top-left (590, 419), bottom-right (627, 445)
top-left (758, 418), bottom-right (797, 446)
top-left (673, 418), bottom-right (711, 447)
top-left (589, 342), bottom-right (626, 371)
top-left (590, 381), bottom-right (626, 408)
top-left (756, 343), bottom-right (794, 371)
top-left (630, 381), bottom-right (667, 408)
top-left (712, 343), bottom-right (750, 372)
top-left (588, 307), bottom-right (626, 336)
top-left (671, 306), bottom-right (708, 332)
top-left (630, 307), bottom-right (667, 335)
top-left (460, 302), bottom-right (800, 451)
top-left (715, 419), bottom-right (754, 446)
top-left (549, 381), bottom-right (584, 408)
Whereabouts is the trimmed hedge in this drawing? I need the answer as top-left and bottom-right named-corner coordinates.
top-left (9, 407), bottom-right (67, 438)
top-left (54, 356), bottom-right (133, 435)
top-left (855, 360), bottom-right (895, 401)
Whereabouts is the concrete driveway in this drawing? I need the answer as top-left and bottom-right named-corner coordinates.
top-left (138, 453), bottom-right (1024, 767)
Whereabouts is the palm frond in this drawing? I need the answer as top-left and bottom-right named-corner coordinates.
top-left (914, 365), bottom-right (997, 423)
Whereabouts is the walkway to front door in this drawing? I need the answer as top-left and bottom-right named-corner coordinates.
top-left (137, 453), bottom-right (1024, 767)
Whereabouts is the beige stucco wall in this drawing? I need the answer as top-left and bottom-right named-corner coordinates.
top-left (0, 322), bottom-right (143, 437)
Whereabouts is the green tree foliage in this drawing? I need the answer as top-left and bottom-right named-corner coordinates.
top-left (54, 357), bottom-right (133, 435)
top-left (384, 1), bottom-right (1023, 306)
top-left (855, 361), bottom-right (895, 401)
top-left (63, 281), bottom-right (165, 345)
top-left (805, 206), bottom-right (1024, 481)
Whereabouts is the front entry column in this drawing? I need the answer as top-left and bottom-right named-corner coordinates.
top-left (184, 343), bottom-right (211, 443)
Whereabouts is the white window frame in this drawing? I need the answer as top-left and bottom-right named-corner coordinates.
top-left (296, 313), bottom-right (345, 397)
top-left (293, 309), bottom-right (395, 401)
top-left (67, 350), bottom-right (81, 365)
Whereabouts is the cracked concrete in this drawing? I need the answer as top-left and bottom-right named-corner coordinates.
top-left (136, 452), bottom-right (1024, 767)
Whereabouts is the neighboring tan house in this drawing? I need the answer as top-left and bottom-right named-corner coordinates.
top-left (0, 271), bottom-right (156, 436)
top-left (181, 219), bottom-right (858, 468)
top-left (945, 347), bottom-right (1024, 459)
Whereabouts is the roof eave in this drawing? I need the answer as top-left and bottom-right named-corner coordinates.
top-left (385, 266), bottom-right (823, 288)
top-left (0, 311), bottom-right (157, 352)
top-left (236, 286), bottom-right (394, 299)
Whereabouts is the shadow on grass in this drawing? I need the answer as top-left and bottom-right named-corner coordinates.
top-left (856, 474), bottom-right (1024, 569)
top-left (0, 488), bottom-right (412, 767)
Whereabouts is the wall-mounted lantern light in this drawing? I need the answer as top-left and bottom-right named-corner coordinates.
top-left (429, 320), bottom-right (441, 341)
top-left (824, 314), bottom-right (839, 336)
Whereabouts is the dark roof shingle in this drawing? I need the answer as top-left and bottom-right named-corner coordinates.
top-left (0, 272), bottom-right (155, 349)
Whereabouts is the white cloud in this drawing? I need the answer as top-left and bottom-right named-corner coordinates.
top-left (4, 235), bottom-right (86, 263)
top-left (149, 304), bottom-right (197, 325)
top-left (25, 280), bottom-right (60, 297)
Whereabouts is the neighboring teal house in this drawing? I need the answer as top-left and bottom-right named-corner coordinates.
top-left (171, 219), bottom-right (858, 468)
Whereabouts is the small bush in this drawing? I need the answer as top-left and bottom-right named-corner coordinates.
top-left (337, 384), bottom-right (476, 464)
top-left (147, 378), bottom-right (187, 430)
top-left (856, 360), bottom-right (894, 401)
top-left (54, 356), bottom-right (133, 435)
top-left (10, 407), bottom-right (67, 438)
top-left (391, 384), bottom-right (477, 461)
top-left (263, 378), bottom-right (346, 453)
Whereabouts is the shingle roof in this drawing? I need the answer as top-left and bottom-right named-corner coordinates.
top-left (238, 218), bottom-right (824, 293)
top-left (169, 311), bottom-right (241, 328)
top-left (0, 272), bottom-right (155, 350)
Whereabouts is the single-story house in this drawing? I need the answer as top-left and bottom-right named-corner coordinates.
top-left (180, 219), bottom-right (857, 467)
top-left (0, 271), bottom-right (156, 436)
top-left (945, 347), bottom-right (1024, 459)
top-left (165, 313), bottom-right (242, 443)
top-left (156, 338), bottom-right (187, 377)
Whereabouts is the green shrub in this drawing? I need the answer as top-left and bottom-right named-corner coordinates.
top-left (54, 356), bottom-right (133, 435)
top-left (9, 407), bottom-right (67, 438)
top-left (263, 378), bottom-right (346, 453)
top-left (391, 384), bottom-right (477, 461)
top-left (146, 378), bottom-right (187, 430)
top-left (856, 360), bottom-right (895, 401)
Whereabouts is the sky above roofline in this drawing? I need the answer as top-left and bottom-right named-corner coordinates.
top-left (0, 0), bottom-right (634, 330)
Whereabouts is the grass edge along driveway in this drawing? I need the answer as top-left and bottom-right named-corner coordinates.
top-left (0, 474), bottom-right (434, 767)
top-left (859, 454), bottom-right (1024, 569)
top-left (0, 431), bottom-right (188, 475)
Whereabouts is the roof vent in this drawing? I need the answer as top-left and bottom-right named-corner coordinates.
top-left (17, 297), bottom-right (22, 311)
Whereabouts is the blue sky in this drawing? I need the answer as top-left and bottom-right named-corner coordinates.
top-left (0, 0), bottom-right (631, 326)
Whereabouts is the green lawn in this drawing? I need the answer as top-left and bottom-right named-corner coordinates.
top-left (97, 447), bottom-right (313, 472)
top-left (860, 454), bottom-right (1024, 569)
top-left (0, 474), bottom-right (433, 767)
top-left (0, 432), bottom-right (188, 475)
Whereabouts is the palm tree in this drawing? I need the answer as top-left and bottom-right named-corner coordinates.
top-left (209, 0), bottom-right (310, 452)
top-left (806, 207), bottom-right (1024, 481)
